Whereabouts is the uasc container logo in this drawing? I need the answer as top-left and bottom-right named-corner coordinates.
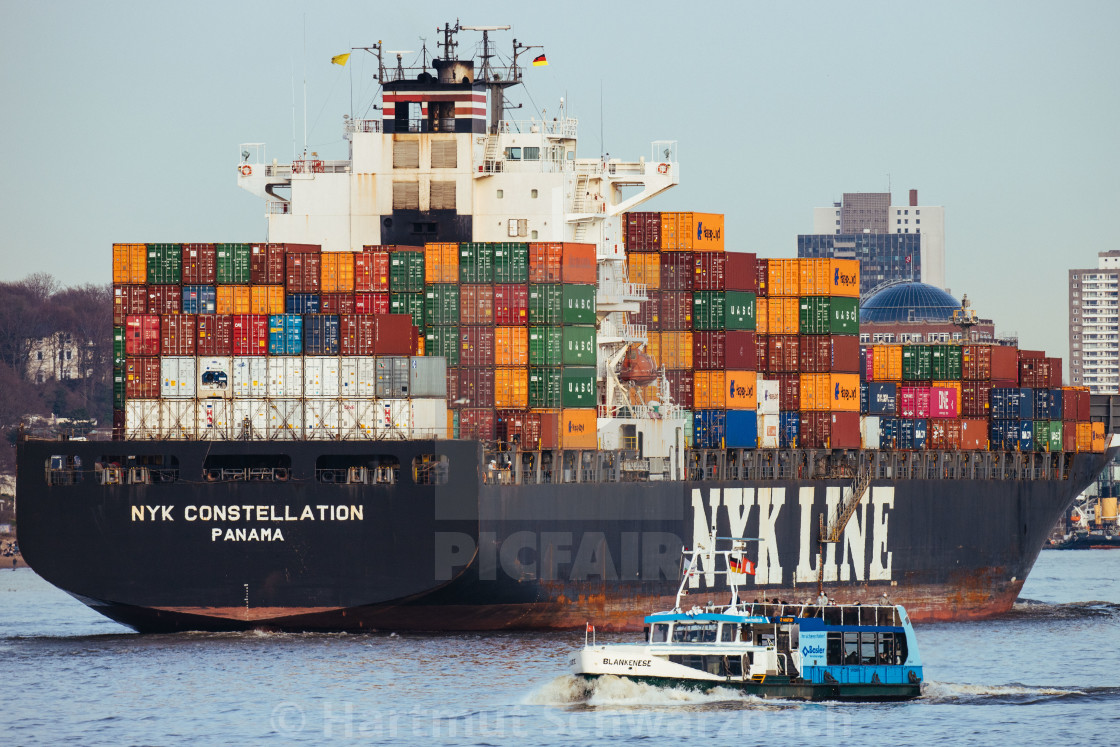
top-left (696, 221), bottom-right (721, 242)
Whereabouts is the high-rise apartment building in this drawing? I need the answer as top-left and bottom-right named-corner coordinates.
top-left (800, 189), bottom-right (946, 295)
top-left (1069, 251), bottom-right (1120, 393)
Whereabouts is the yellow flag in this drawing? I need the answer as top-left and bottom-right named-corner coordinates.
top-left (331, 53), bottom-right (351, 66)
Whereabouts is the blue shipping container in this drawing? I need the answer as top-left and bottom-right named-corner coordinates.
top-left (1019, 388), bottom-right (1035, 420)
top-left (303, 314), bottom-right (340, 355)
top-left (990, 419), bottom-right (1019, 450)
top-left (1018, 420), bottom-right (1035, 451)
top-left (693, 409), bottom-right (727, 449)
top-left (268, 314), bottom-right (303, 355)
top-left (991, 387), bottom-right (1035, 420)
top-left (1048, 389), bottom-right (1064, 421)
top-left (898, 418), bottom-right (927, 450)
top-left (182, 285), bottom-right (216, 314)
top-left (286, 293), bottom-right (321, 315)
top-left (866, 382), bottom-right (898, 416)
top-left (779, 411), bottom-right (800, 448)
top-left (725, 410), bottom-right (758, 448)
top-left (879, 417), bottom-right (899, 448)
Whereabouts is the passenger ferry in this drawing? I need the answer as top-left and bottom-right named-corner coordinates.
top-left (570, 535), bottom-right (924, 701)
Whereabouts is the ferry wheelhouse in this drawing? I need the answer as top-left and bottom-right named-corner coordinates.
top-left (570, 536), bottom-right (924, 701)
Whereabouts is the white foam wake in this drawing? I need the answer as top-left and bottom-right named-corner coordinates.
top-left (526, 674), bottom-right (764, 707)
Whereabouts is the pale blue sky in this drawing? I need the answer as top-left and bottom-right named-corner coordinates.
top-left (2, 0), bottom-right (1117, 366)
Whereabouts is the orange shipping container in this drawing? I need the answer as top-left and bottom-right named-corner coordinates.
top-left (1076, 422), bottom-right (1093, 453)
top-left (562, 243), bottom-right (597, 284)
top-left (1092, 421), bottom-right (1106, 452)
top-left (872, 345), bottom-right (903, 381)
top-left (660, 212), bottom-right (724, 252)
top-left (800, 373), bottom-right (831, 411)
top-left (756, 297), bottom-right (768, 334)
top-left (216, 285), bottom-right (251, 315)
top-left (113, 243), bottom-right (147, 284)
top-left (529, 243), bottom-right (563, 283)
top-left (960, 418), bottom-right (989, 450)
top-left (250, 285), bottom-right (285, 315)
top-left (829, 259), bottom-right (860, 297)
top-left (694, 370), bottom-right (726, 409)
top-left (627, 253), bottom-right (661, 288)
top-left (767, 297), bottom-right (800, 336)
top-left (494, 367), bottom-right (528, 409)
top-left (561, 408), bottom-right (598, 448)
top-left (495, 326), bottom-right (528, 366)
top-left (645, 332), bottom-right (661, 369)
top-left (321, 251), bottom-right (356, 293)
top-left (766, 259), bottom-right (801, 297)
top-left (798, 258), bottom-right (831, 296)
top-left (424, 242), bottom-right (459, 283)
top-left (725, 370), bottom-right (758, 409)
top-left (831, 373), bottom-right (861, 412)
top-left (661, 331), bottom-right (693, 369)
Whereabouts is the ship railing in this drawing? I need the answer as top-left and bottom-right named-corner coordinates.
top-left (598, 319), bottom-right (647, 341)
top-left (597, 280), bottom-right (648, 304)
top-left (497, 118), bottom-right (578, 138)
top-left (742, 602), bottom-right (900, 627)
top-left (344, 118), bottom-right (383, 134)
top-left (267, 201), bottom-right (291, 215)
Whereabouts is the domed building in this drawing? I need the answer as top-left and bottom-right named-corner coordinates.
top-left (859, 281), bottom-right (999, 345)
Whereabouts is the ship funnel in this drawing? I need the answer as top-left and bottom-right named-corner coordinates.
top-left (435, 58), bottom-right (474, 84)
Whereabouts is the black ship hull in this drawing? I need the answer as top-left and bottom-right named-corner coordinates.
top-left (15, 439), bottom-right (1114, 633)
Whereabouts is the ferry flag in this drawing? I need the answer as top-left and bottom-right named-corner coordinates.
top-left (729, 555), bottom-right (756, 575)
top-left (533, 54), bottom-right (548, 67)
top-left (332, 53), bottom-right (351, 67)
top-left (586, 622), bottom-right (594, 633)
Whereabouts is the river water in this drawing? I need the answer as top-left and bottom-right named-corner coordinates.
top-left (2, 550), bottom-right (1118, 745)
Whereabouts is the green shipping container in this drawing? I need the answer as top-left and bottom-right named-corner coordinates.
top-left (529, 326), bottom-right (563, 366)
top-left (424, 325), bottom-right (460, 366)
top-left (215, 243), bottom-right (252, 284)
top-left (113, 370), bottom-right (126, 410)
top-left (562, 326), bottom-right (597, 365)
top-left (692, 291), bottom-right (726, 331)
top-left (391, 292), bottom-right (424, 327)
top-left (390, 250), bottom-right (425, 292)
top-left (450, 410), bottom-right (460, 438)
top-left (113, 326), bottom-right (126, 369)
top-left (1048, 421), bottom-right (1063, 452)
top-left (529, 284), bottom-right (563, 325)
top-left (562, 366), bottom-right (597, 407)
top-left (1034, 421), bottom-right (1051, 452)
top-left (829, 297), bottom-right (860, 335)
top-left (529, 366), bottom-right (563, 408)
top-left (798, 296), bottom-right (831, 335)
top-left (562, 284), bottom-right (597, 325)
top-left (146, 243), bottom-right (182, 284)
top-left (930, 344), bottom-right (963, 380)
top-left (424, 284), bottom-right (460, 326)
top-left (724, 291), bottom-right (756, 330)
top-left (459, 243), bottom-right (494, 284)
top-left (901, 344), bottom-right (932, 381)
top-left (493, 242), bottom-right (529, 284)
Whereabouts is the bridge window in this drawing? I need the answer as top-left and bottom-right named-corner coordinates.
top-left (202, 454), bottom-right (290, 482)
top-left (523, 147), bottom-right (539, 161)
top-left (504, 147), bottom-right (521, 160)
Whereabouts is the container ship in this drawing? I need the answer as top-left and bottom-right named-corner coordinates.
top-left (16, 24), bottom-right (1118, 633)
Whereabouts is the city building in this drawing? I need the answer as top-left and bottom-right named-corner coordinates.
top-left (800, 190), bottom-right (946, 295)
top-left (858, 281), bottom-right (1000, 346)
top-left (1068, 251), bottom-right (1120, 393)
top-left (26, 333), bottom-right (90, 384)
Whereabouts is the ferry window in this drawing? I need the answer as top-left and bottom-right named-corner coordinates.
top-left (843, 632), bottom-right (859, 665)
top-left (203, 454), bottom-right (290, 482)
top-left (505, 147), bottom-right (521, 160)
top-left (651, 624), bottom-right (669, 643)
top-left (316, 455), bottom-right (400, 485)
top-left (827, 633), bottom-right (842, 665)
top-left (412, 454), bottom-right (449, 485)
top-left (523, 147), bottom-right (540, 160)
top-left (671, 622), bottom-right (717, 643)
top-left (720, 624), bottom-right (737, 642)
top-left (878, 633), bottom-right (898, 664)
top-left (860, 633), bottom-right (877, 665)
top-left (897, 633), bottom-right (909, 665)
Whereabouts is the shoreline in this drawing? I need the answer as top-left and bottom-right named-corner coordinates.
top-left (1, 532), bottom-right (23, 569)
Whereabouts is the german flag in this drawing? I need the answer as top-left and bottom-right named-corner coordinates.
top-left (532, 53), bottom-right (548, 67)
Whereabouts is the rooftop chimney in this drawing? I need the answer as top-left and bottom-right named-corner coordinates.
top-left (909, 189), bottom-right (918, 207)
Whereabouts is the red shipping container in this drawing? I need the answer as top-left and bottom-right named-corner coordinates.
top-left (693, 331), bottom-right (726, 370)
top-left (147, 285), bottom-right (182, 316)
top-left (693, 252), bottom-right (725, 291)
top-left (624, 211), bottom-right (661, 251)
top-left (529, 243), bottom-right (563, 283)
top-left (1019, 349), bottom-right (1045, 360)
top-left (285, 249), bottom-right (322, 292)
top-left (1019, 357), bottom-right (1047, 388)
top-left (900, 386), bottom-right (932, 418)
top-left (161, 314), bottom-right (197, 356)
top-left (459, 408), bottom-right (496, 440)
top-left (232, 314), bottom-right (268, 356)
top-left (862, 346), bottom-right (874, 381)
top-left (755, 334), bottom-right (770, 372)
top-left (930, 386), bottom-right (959, 418)
top-left (799, 336), bottom-right (831, 373)
top-left (114, 285), bottom-right (148, 325)
top-left (767, 336), bottom-right (800, 373)
top-left (460, 285), bottom-right (495, 325)
top-left (777, 372), bottom-right (801, 411)
top-left (354, 250), bottom-right (390, 292)
top-left (340, 314), bottom-right (375, 356)
top-left (125, 357), bottom-right (161, 399)
top-left (498, 410), bottom-right (543, 449)
top-left (1063, 421), bottom-right (1077, 451)
top-left (960, 419), bottom-right (989, 450)
top-left (538, 411), bottom-right (561, 449)
top-left (182, 243), bottom-right (216, 285)
top-left (562, 243), bottom-right (597, 284)
top-left (660, 291), bottom-right (693, 330)
top-left (633, 291), bottom-right (660, 330)
top-left (494, 284), bottom-right (529, 325)
top-left (830, 412), bottom-right (861, 449)
top-left (1047, 357), bottom-right (1063, 388)
top-left (196, 314), bottom-right (233, 356)
top-left (125, 314), bottom-right (161, 356)
top-left (460, 326), bottom-right (496, 367)
top-left (961, 344), bottom-right (991, 381)
top-left (725, 330), bottom-right (757, 370)
top-left (961, 381), bottom-right (992, 418)
top-left (354, 292), bottom-right (390, 315)
top-left (666, 369), bottom-right (694, 409)
top-left (321, 292), bottom-right (356, 314)
top-left (754, 260), bottom-right (769, 298)
top-left (660, 252), bottom-right (694, 291)
top-left (990, 346), bottom-right (1019, 382)
top-left (446, 367), bottom-right (461, 405)
top-left (250, 243), bottom-right (286, 285)
top-left (929, 418), bottom-right (962, 450)
top-left (725, 252), bottom-right (757, 292)
top-left (832, 336), bottom-right (861, 374)
top-left (1077, 389), bottom-right (1090, 421)
top-left (458, 367), bottom-right (495, 408)
top-left (799, 411), bottom-right (830, 448)
top-left (373, 315), bottom-right (416, 355)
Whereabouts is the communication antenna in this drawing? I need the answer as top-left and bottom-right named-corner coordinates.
top-left (952, 294), bottom-right (979, 340)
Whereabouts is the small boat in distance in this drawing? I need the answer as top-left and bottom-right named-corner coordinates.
top-left (570, 535), bottom-right (924, 701)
